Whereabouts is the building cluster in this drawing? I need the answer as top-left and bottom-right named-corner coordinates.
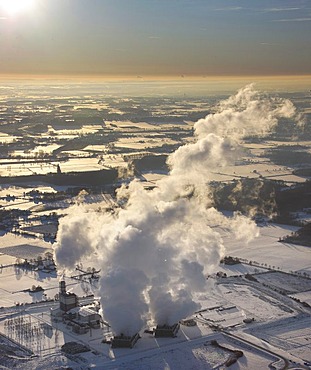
top-left (51, 280), bottom-right (101, 335)
top-left (110, 323), bottom-right (181, 349)
top-left (51, 280), bottom-right (184, 348)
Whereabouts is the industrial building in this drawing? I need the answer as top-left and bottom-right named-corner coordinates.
top-left (66, 306), bottom-right (101, 329)
top-left (111, 333), bottom-right (140, 348)
top-left (50, 280), bottom-right (102, 335)
top-left (59, 280), bottom-right (79, 312)
top-left (154, 323), bottom-right (180, 338)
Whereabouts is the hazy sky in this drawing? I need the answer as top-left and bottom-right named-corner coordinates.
top-left (0, 0), bottom-right (310, 78)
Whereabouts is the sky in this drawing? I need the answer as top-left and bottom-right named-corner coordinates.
top-left (0, 0), bottom-right (310, 79)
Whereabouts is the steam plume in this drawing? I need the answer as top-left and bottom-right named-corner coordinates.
top-left (54, 85), bottom-right (297, 335)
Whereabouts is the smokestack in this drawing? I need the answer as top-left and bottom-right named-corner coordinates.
top-left (59, 280), bottom-right (66, 294)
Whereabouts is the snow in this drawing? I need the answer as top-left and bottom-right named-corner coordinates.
top-left (0, 223), bottom-right (310, 369)
top-left (58, 158), bottom-right (104, 173)
top-left (0, 264), bottom-right (97, 307)
top-left (87, 333), bottom-right (280, 370)
top-left (0, 244), bottom-right (51, 259)
top-left (216, 263), bottom-right (267, 277)
top-left (209, 162), bottom-right (306, 183)
top-left (105, 120), bottom-right (161, 130)
top-left (0, 133), bottom-right (20, 143)
top-left (84, 145), bottom-right (108, 152)
top-left (115, 137), bottom-right (178, 150)
top-left (0, 199), bottom-right (37, 210)
top-left (245, 315), bottom-right (311, 362)
top-left (0, 157), bottom-right (107, 177)
top-left (255, 272), bottom-right (311, 294)
top-left (223, 224), bottom-right (311, 274)
top-left (195, 279), bottom-right (298, 328)
top-left (0, 185), bottom-right (58, 197)
top-left (0, 233), bottom-right (52, 251)
top-left (290, 291), bottom-right (311, 305)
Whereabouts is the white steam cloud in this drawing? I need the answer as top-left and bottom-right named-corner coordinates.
top-left (54, 85), bottom-right (297, 335)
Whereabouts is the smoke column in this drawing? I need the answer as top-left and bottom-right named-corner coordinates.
top-left (54, 85), bottom-right (297, 335)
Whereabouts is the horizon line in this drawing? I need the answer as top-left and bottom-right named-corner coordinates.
top-left (0, 73), bottom-right (311, 82)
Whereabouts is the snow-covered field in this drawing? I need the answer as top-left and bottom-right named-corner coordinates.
top-left (115, 137), bottom-right (179, 150)
top-left (100, 333), bottom-right (280, 370)
top-left (223, 223), bottom-right (311, 274)
top-left (247, 315), bottom-right (311, 362)
top-left (0, 233), bottom-right (53, 265)
top-left (0, 221), bottom-right (310, 369)
top-left (1, 82), bottom-right (311, 369)
top-left (0, 157), bottom-right (107, 177)
top-left (209, 160), bottom-right (307, 183)
top-left (290, 291), bottom-right (311, 306)
top-left (255, 272), bottom-right (311, 294)
top-left (0, 322), bottom-right (294, 370)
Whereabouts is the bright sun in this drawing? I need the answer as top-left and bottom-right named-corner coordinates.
top-left (0, 0), bottom-right (35, 15)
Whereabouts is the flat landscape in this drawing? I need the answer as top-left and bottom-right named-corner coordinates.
top-left (0, 81), bottom-right (310, 369)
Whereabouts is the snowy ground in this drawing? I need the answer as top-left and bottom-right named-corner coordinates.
top-left (0, 327), bottom-right (294, 370)
top-left (247, 315), bottom-right (311, 362)
top-left (0, 233), bottom-right (53, 265)
top-left (0, 265), bottom-right (96, 307)
top-left (255, 272), bottom-right (311, 294)
top-left (0, 223), bottom-right (310, 369)
top-left (115, 137), bottom-right (179, 150)
top-left (99, 333), bottom-right (280, 370)
top-left (290, 291), bottom-right (311, 306)
top-left (209, 161), bottom-right (306, 183)
top-left (223, 223), bottom-right (311, 274)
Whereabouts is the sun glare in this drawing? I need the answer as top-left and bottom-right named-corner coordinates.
top-left (0, 0), bottom-right (35, 15)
